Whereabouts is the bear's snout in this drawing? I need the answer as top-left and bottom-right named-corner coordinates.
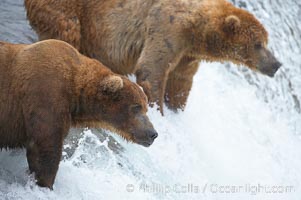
top-left (257, 48), bottom-right (282, 77)
top-left (261, 60), bottom-right (282, 77)
top-left (147, 129), bottom-right (158, 140)
top-left (133, 127), bottom-right (158, 147)
top-left (140, 129), bottom-right (158, 147)
top-left (269, 61), bottom-right (282, 77)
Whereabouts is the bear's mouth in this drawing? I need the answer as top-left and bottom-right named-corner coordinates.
top-left (257, 64), bottom-right (281, 77)
top-left (132, 129), bottom-right (158, 147)
top-left (133, 136), bottom-right (154, 147)
top-left (140, 141), bottom-right (153, 147)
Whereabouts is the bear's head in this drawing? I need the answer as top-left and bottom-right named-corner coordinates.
top-left (75, 74), bottom-right (158, 147)
top-left (203, 8), bottom-right (281, 77)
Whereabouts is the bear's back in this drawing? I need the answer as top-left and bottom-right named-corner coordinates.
top-left (0, 41), bottom-right (25, 81)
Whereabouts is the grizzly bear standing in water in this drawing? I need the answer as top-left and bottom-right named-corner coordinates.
top-left (0, 39), bottom-right (158, 189)
top-left (25, 0), bottom-right (281, 114)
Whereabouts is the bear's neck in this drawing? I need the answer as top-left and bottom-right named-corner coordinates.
top-left (187, 0), bottom-right (236, 60)
top-left (71, 59), bottom-right (111, 123)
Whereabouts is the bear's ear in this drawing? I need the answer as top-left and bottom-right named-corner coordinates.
top-left (100, 75), bottom-right (124, 93)
top-left (222, 15), bottom-right (241, 35)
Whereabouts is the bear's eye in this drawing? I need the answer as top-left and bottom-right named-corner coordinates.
top-left (131, 104), bottom-right (142, 114)
top-left (254, 43), bottom-right (263, 49)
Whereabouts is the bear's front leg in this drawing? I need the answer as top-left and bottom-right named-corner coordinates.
top-left (136, 65), bottom-right (169, 114)
top-left (165, 58), bottom-right (199, 111)
top-left (135, 38), bottom-right (182, 115)
top-left (23, 103), bottom-right (70, 189)
top-left (26, 138), bottom-right (63, 189)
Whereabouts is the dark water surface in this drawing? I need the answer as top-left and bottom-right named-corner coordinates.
top-left (0, 0), bottom-right (36, 43)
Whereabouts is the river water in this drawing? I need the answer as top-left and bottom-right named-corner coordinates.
top-left (0, 0), bottom-right (301, 199)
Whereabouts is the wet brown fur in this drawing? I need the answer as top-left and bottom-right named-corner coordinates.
top-left (0, 39), bottom-right (157, 188)
top-left (25, 0), bottom-right (278, 114)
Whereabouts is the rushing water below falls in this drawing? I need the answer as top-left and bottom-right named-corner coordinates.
top-left (0, 0), bottom-right (301, 199)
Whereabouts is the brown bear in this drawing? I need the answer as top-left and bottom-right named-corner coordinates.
top-left (0, 39), bottom-right (158, 189)
top-left (25, 0), bottom-right (282, 114)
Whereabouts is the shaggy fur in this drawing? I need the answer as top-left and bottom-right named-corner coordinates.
top-left (25, 0), bottom-right (281, 114)
top-left (0, 39), bottom-right (158, 188)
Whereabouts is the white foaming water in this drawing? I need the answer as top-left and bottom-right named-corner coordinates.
top-left (1, 0), bottom-right (301, 199)
top-left (1, 63), bottom-right (301, 200)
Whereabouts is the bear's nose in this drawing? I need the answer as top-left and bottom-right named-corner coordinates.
top-left (147, 130), bottom-right (158, 140)
top-left (273, 61), bottom-right (282, 70)
top-left (268, 61), bottom-right (282, 77)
